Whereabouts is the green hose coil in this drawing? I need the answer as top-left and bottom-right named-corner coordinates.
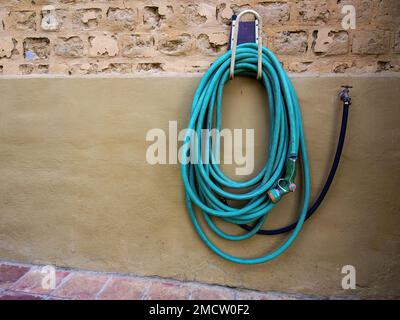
top-left (180, 42), bottom-right (311, 264)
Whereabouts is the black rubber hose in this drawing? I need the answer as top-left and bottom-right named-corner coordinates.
top-left (240, 100), bottom-right (350, 235)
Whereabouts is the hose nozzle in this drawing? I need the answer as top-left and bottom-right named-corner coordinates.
top-left (267, 157), bottom-right (297, 203)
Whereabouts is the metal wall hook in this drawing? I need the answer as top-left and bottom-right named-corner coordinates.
top-left (229, 9), bottom-right (263, 80)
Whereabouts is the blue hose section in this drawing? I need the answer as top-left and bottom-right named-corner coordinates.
top-left (241, 103), bottom-right (349, 235)
top-left (180, 43), bottom-right (311, 264)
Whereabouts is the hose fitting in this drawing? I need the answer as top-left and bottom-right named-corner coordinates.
top-left (339, 85), bottom-right (352, 106)
top-left (267, 157), bottom-right (297, 203)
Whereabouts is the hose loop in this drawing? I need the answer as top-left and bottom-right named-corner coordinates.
top-left (180, 43), bottom-right (310, 264)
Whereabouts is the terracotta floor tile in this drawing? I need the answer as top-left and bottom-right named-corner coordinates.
top-left (0, 290), bottom-right (44, 300)
top-left (98, 277), bottom-right (149, 300)
top-left (191, 286), bottom-right (235, 300)
top-left (52, 272), bottom-right (109, 300)
top-left (146, 280), bottom-right (191, 300)
top-left (0, 264), bottom-right (30, 289)
top-left (12, 268), bottom-right (70, 295)
top-left (236, 291), bottom-right (296, 300)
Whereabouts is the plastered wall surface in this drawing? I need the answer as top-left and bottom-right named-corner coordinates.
top-left (0, 0), bottom-right (399, 75)
top-left (0, 75), bottom-right (399, 298)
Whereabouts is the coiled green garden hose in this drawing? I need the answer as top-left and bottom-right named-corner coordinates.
top-left (180, 42), bottom-right (310, 264)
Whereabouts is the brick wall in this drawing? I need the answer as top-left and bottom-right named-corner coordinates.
top-left (0, 0), bottom-right (399, 75)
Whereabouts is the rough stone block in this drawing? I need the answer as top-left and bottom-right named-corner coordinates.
top-left (332, 62), bottom-right (350, 73)
top-left (102, 63), bottom-right (133, 74)
top-left (393, 30), bottom-right (400, 54)
top-left (0, 8), bottom-right (6, 32)
top-left (89, 33), bottom-right (118, 57)
top-left (107, 7), bottom-right (137, 30)
top-left (255, 2), bottom-right (290, 25)
top-left (181, 4), bottom-right (210, 25)
top-left (68, 63), bottom-right (100, 75)
top-left (55, 37), bottom-right (85, 58)
top-left (296, 0), bottom-right (330, 24)
top-left (8, 10), bottom-right (36, 30)
top-left (0, 36), bottom-right (16, 58)
top-left (339, 0), bottom-right (374, 24)
top-left (375, 0), bottom-right (400, 25)
top-left (19, 64), bottom-right (49, 75)
top-left (143, 6), bottom-right (163, 29)
top-left (23, 37), bottom-right (50, 60)
top-left (136, 62), bottom-right (164, 72)
top-left (216, 3), bottom-right (233, 25)
top-left (273, 31), bottom-right (308, 55)
top-left (288, 61), bottom-right (313, 73)
top-left (73, 8), bottom-right (102, 30)
top-left (352, 31), bottom-right (390, 55)
top-left (120, 34), bottom-right (155, 58)
top-left (142, 5), bottom-right (173, 29)
top-left (313, 29), bottom-right (349, 55)
top-left (196, 33), bottom-right (227, 55)
top-left (41, 5), bottom-right (66, 31)
top-left (159, 33), bottom-right (192, 56)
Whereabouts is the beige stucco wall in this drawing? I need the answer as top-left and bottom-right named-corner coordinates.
top-left (0, 74), bottom-right (399, 298)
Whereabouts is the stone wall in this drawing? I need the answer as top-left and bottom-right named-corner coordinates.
top-left (0, 0), bottom-right (399, 75)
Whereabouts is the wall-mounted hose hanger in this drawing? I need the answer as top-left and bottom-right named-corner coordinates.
top-left (180, 10), bottom-right (351, 264)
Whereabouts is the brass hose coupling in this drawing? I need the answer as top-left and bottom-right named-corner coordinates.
top-left (267, 156), bottom-right (297, 203)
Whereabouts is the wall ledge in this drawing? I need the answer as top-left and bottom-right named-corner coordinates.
top-left (0, 72), bottom-right (400, 80)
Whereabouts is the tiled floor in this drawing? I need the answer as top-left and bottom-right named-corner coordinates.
top-left (0, 260), bottom-right (314, 300)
